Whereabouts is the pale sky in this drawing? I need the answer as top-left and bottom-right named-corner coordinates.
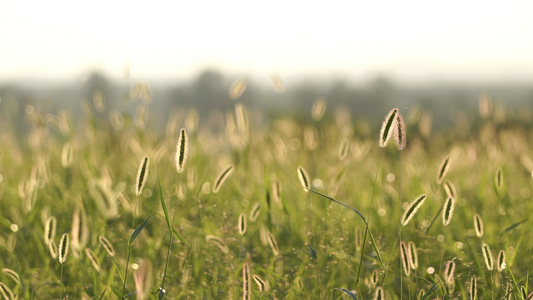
top-left (1, 0), bottom-right (533, 84)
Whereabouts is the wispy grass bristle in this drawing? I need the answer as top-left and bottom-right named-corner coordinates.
top-left (473, 214), bottom-right (484, 237)
top-left (99, 236), bottom-right (116, 257)
top-left (394, 112), bottom-right (406, 150)
top-left (238, 213), bottom-right (247, 236)
top-left (379, 108), bottom-right (398, 148)
top-left (497, 249), bottom-right (506, 272)
top-left (212, 165), bottom-right (234, 193)
top-left (400, 241), bottom-right (410, 277)
top-left (242, 262), bottom-right (251, 300)
top-left (58, 233), bottom-right (70, 264)
top-left (437, 155), bottom-right (451, 184)
top-left (408, 241), bottom-right (418, 270)
top-left (470, 276), bottom-right (477, 300)
top-left (401, 194), bottom-right (427, 226)
top-left (175, 128), bottom-right (188, 173)
top-left (442, 197), bottom-right (455, 226)
top-left (136, 156), bottom-right (150, 196)
top-left (481, 243), bottom-right (494, 271)
top-left (297, 166), bottom-right (310, 192)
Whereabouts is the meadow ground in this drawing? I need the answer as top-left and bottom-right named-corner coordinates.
top-left (0, 97), bottom-right (532, 299)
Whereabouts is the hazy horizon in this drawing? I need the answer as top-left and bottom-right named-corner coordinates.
top-left (2, 0), bottom-right (533, 85)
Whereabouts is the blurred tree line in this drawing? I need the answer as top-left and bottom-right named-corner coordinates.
top-left (1, 69), bottom-right (532, 134)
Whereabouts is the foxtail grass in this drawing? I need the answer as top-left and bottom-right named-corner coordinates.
top-left (378, 108), bottom-right (398, 148)
top-left (58, 233), bottom-right (70, 300)
top-left (474, 214), bottom-right (484, 237)
top-left (437, 155), bottom-right (451, 184)
top-left (175, 128), bottom-right (188, 173)
top-left (442, 197), bottom-right (455, 227)
top-left (242, 263), bottom-right (251, 300)
top-left (212, 165), bottom-right (234, 193)
top-left (401, 194), bottom-right (427, 226)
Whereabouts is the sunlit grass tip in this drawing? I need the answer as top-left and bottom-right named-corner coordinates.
top-left (175, 128), bottom-right (188, 173)
top-left (212, 164), bottom-right (234, 193)
top-left (379, 108), bottom-right (398, 148)
top-left (58, 233), bottom-right (70, 264)
top-left (297, 166), bottom-right (310, 193)
top-left (136, 156), bottom-right (150, 197)
top-left (473, 213), bottom-right (484, 237)
top-left (394, 112), bottom-right (406, 150)
top-left (481, 243), bottom-right (494, 271)
top-left (437, 155), bottom-right (451, 184)
top-left (401, 194), bottom-right (427, 226)
top-left (442, 197), bottom-right (455, 226)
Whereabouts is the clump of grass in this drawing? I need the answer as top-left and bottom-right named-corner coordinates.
top-left (401, 194), bottom-right (427, 226)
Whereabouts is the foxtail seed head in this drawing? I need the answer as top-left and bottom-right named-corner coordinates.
top-left (212, 165), bottom-right (234, 193)
top-left (136, 156), bottom-right (150, 196)
top-left (473, 214), bottom-right (484, 238)
top-left (481, 243), bottom-right (494, 271)
top-left (297, 166), bottom-right (310, 193)
top-left (442, 197), bottom-right (455, 226)
top-left (242, 262), bottom-right (251, 300)
top-left (175, 129), bottom-right (188, 173)
top-left (400, 241), bottom-right (410, 277)
top-left (394, 112), bottom-right (406, 150)
top-left (497, 249), bottom-right (506, 272)
top-left (437, 155), bottom-right (451, 184)
top-left (401, 194), bottom-right (427, 226)
top-left (58, 233), bottom-right (70, 264)
top-left (379, 108), bottom-right (398, 148)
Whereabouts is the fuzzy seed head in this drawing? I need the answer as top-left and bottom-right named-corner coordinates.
top-left (175, 129), bottom-right (188, 173)
top-left (437, 155), bottom-right (451, 184)
top-left (394, 112), bottom-right (406, 150)
top-left (401, 194), bottom-right (427, 226)
top-left (473, 214), bottom-right (484, 238)
top-left (497, 249), bottom-right (506, 272)
top-left (58, 233), bottom-right (70, 264)
top-left (136, 156), bottom-right (150, 197)
top-left (297, 166), bottom-right (310, 192)
top-left (379, 108), bottom-right (398, 148)
top-left (212, 165), bottom-right (234, 193)
top-left (442, 197), bottom-right (455, 226)
top-left (482, 243), bottom-right (494, 271)
top-left (400, 241), bottom-right (410, 277)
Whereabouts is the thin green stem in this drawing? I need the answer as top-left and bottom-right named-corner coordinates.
top-left (121, 245), bottom-right (132, 299)
top-left (60, 263), bottom-right (64, 300)
top-left (161, 233), bottom-right (173, 290)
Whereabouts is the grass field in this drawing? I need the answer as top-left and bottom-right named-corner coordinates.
top-left (0, 96), bottom-right (532, 299)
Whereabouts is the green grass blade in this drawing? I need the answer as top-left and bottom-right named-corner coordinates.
top-left (158, 179), bottom-right (172, 232)
top-left (501, 218), bottom-right (528, 235)
top-left (334, 288), bottom-right (357, 299)
top-left (123, 291), bottom-right (137, 299)
top-left (368, 229), bottom-right (385, 268)
top-left (129, 215), bottom-right (151, 246)
top-left (305, 188), bottom-right (367, 225)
